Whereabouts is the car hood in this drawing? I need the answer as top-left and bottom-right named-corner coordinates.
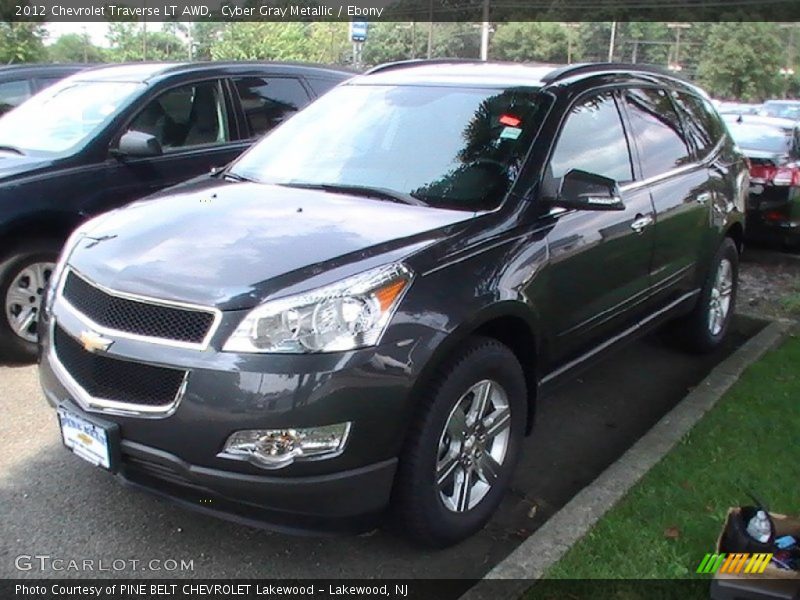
top-left (68, 179), bottom-right (473, 309)
top-left (0, 151), bottom-right (53, 178)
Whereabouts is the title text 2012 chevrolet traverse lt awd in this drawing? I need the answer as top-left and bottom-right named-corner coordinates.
top-left (39, 61), bottom-right (747, 547)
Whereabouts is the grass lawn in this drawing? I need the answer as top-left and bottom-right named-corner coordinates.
top-left (544, 332), bottom-right (800, 580)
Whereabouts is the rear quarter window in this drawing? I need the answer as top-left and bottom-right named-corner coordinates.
top-left (672, 91), bottom-right (726, 159)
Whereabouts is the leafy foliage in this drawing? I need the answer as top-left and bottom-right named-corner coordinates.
top-left (47, 33), bottom-right (107, 63)
top-left (697, 23), bottom-right (785, 101)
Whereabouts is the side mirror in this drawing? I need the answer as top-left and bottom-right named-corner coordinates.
top-left (553, 169), bottom-right (625, 211)
top-left (115, 130), bottom-right (162, 158)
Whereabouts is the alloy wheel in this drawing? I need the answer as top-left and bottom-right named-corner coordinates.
top-left (708, 257), bottom-right (733, 337)
top-left (436, 379), bottom-right (511, 513)
top-left (4, 261), bottom-right (55, 343)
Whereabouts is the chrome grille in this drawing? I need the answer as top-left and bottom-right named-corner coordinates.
top-left (61, 270), bottom-right (216, 345)
top-left (53, 325), bottom-right (186, 408)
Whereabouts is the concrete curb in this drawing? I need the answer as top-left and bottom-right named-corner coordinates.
top-left (463, 319), bottom-right (793, 600)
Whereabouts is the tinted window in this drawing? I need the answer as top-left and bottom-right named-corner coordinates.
top-left (624, 88), bottom-right (691, 179)
top-left (0, 79), bottom-right (31, 115)
top-left (672, 91), bottom-right (725, 158)
top-left (549, 92), bottom-right (633, 183)
top-left (234, 77), bottom-right (310, 137)
top-left (128, 81), bottom-right (229, 150)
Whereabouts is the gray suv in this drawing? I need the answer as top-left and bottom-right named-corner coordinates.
top-left (38, 61), bottom-right (747, 546)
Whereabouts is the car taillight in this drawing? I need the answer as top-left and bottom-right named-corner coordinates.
top-left (749, 164), bottom-right (800, 187)
top-left (773, 166), bottom-right (800, 186)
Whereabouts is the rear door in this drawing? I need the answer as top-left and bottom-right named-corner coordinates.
top-left (620, 87), bottom-right (709, 304)
top-left (542, 89), bottom-right (656, 363)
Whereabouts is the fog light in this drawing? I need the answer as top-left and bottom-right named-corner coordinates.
top-left (220, 423), bottom-right (351, 469)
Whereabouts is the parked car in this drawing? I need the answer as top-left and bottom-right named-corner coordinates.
top-left (716, 101), bottom-right (761, 116)
top-left (0, 63), bottom-right (87, 116)
top-left (723, 113), bottom-right (800, 247)
top-left (38, 61), bottom-right (747, 547)
top-left (0, 61), bottom-right (351, 361)
top-left (759, 99), bottom-right (800, 121)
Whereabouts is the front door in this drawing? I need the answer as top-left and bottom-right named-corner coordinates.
top-left (539, 90), bottom-right (656, 364)
top-left (99, 79), bottom-right (250, 214)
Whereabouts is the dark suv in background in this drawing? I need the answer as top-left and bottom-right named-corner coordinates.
top-left (39, 61), bottom-right (747, 547)
top-left (0, 61), bottom-right (350, 360)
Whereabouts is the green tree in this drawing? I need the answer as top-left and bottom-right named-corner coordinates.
top-left (0, 21), bottom-right (46, 63)
top-left (211, 22), bottom-right (349, 64)
top-left (697, 22), bottom-right (784, 101)
top-left (48, 33), bottom-right (106, 63)
top-left (106, 22), bottom-right (186, 62)
top-left (491, 22), bottom-right (571, 63)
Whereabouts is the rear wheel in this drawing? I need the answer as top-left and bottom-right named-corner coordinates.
top-left (675, 237), bottom-right (738, 354)
top-left (0, 239), bottom-right (61, 362)
top-left (392, 337), bottom-right (527, 547)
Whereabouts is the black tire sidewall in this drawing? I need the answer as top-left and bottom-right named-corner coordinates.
top-left (395, 337), bottom-right (527, 546)
top-left (0, 239), bottom-right (61, 362)
top-left (691, 238), bottom-right (739, 352)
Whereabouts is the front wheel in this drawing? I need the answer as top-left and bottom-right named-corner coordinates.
top-left (0, 239), bottom-right (61, 362)
top-left (392, 337), bottom-right (527, 547)
top-left (676, 237), bottom-right (739, 354)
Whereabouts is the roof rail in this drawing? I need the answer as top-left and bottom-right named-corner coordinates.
top-left (541, 62), bottom-right (682, 84)
top-left (364, 58), bottom-right (486, 75)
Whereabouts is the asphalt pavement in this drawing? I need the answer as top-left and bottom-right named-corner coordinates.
top-left (0, 317), bottom-right (762, 579)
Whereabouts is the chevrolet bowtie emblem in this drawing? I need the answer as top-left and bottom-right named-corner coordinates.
top-left (79, 330), bottom-right (113, 354)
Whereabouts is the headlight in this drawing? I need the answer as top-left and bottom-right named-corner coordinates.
top-left (223, 263), bottom-right (412, 353)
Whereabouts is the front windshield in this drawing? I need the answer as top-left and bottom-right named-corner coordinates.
top-left (0, 80), bottom-right (143, 154)
top-left (229, 84), bottom-right (543, 211)
top-left (729, 124), bottom-right (793, 154)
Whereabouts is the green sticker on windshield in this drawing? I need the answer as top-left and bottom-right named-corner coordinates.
top-left (500, 126), bottom-right (521, 140)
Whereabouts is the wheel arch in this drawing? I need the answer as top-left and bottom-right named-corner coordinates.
top-left (0, 212), bottom-right (82, 257)
top-left (724, 221), bottom-right (744, 254)
top-left (408, 301), bottom-right (541, 438)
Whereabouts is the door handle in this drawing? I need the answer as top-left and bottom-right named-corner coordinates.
top-left (696, 192), bottom-right (712, 204)
top-left (630, 214), bottom-right (654, 233)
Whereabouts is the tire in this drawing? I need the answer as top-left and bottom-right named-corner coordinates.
top-left (392, 336), bottom-right (527, 547)
top-left (0, 238), bottom-right (62, 363)
top-left (675, 237), bottom-right (739, 354)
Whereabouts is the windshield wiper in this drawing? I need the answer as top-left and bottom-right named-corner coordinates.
top-left (0, 145), bottom-right (24, 155)
top-left (280, 182), bottom-right (427, 207)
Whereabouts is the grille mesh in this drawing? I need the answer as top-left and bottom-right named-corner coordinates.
top-left (61, 271), bottom-right (215, 344)
top-left (54, 326), bottom-right (186, 407)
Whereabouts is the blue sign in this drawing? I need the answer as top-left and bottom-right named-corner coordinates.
top-left (351, 21), bottom-right (368, 43)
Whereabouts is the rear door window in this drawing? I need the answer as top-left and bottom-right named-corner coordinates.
top-left (233, 77), bottom-right (311, 138)
top-left (623, 88), bottom-right (692, 179)
top-left (672, 91), bottom-right (725, 159)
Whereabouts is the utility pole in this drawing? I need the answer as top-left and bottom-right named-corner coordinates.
top-left (667, 22), bottom-right (691, 71)
top-left (564, 23), bottom-right (579, 64)
top-left (480, 0), bottom-right (490, 61)
top-left (427, 0), bottom-right (434, 59)
top-left (608, 21), bottom-right (617, 62)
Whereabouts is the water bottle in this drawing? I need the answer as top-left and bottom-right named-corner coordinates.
top-left (746, 510), bottom-right (772, 543)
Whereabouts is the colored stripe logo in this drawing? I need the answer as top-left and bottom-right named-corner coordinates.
top-left (697, 553), bottom-right (773, 574)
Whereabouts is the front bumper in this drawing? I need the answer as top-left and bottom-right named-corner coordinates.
top-left (38, 295), bottom-right (440, 531)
